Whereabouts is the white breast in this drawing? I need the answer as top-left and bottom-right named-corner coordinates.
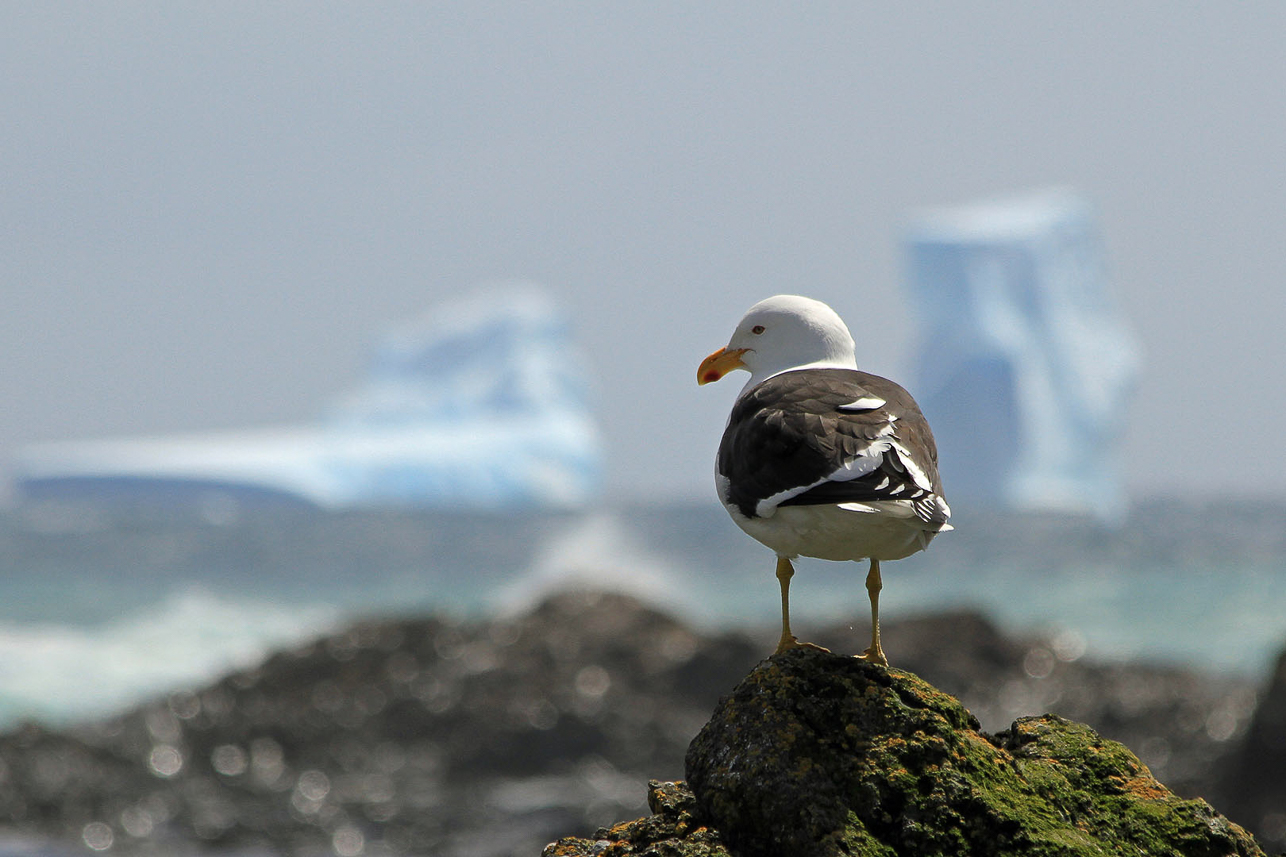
top-left (722, 499), bottom-right (942, 562)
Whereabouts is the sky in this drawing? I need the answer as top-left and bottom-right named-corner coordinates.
top-left (3, 3), bottom-right (1285, 503)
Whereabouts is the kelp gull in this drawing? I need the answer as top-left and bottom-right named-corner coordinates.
top-left (698, 294), bottom-right (951, 665)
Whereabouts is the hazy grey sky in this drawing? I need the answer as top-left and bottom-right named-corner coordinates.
top-left (3, 3), bottom-right (1284, 501)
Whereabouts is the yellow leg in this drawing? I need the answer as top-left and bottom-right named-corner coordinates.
top-left (858, 558), bottom-right (888, 666)
top-left (774, 556), bottom-right (799, 654)
top-left (774, 557), bottom-right (830, 655)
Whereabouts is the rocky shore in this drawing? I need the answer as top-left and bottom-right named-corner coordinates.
top-left (0, 589), bottom-right (1280, 855)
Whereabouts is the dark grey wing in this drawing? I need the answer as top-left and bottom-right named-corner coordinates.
top-left (717, 369), bottom-right (949, 527)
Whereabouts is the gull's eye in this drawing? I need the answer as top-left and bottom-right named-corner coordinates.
top-left (751, 325), bottom-right (765, 335)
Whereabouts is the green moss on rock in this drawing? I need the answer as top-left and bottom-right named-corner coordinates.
top-left (684, 648), bottom-right (1263, 857)
top-left (546, 648), bottom-right (1264, 857)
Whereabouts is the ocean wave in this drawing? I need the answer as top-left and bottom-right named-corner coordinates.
top-left (490, 512), bottom-right (696, 618)
top-left (0, 587), bottom-right (339, 728)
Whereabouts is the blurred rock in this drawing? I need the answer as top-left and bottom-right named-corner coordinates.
top-left (0, 591), bottom-right (758, 856)
top-left (1219, 647), bottom-right (1286, 853)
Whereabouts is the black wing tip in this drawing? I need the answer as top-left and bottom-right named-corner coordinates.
top-left (913, 494), bottom-right (952, 528)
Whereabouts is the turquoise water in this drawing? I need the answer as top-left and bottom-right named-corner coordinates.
top-left (0, 498), bottom-right (1283, 727)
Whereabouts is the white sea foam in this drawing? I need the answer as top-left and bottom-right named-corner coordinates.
top-left (490, 512), bottom-right (695, 619)
top-left (0, 587), bottom-right (339, 727)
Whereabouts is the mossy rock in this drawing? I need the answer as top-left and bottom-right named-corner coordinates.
top-left (542, 779), bottom-right (731, 857)
top-left (545, 648), bottom-right (1264, 856)
top-left (684, 648), bottom-right (1262, 857)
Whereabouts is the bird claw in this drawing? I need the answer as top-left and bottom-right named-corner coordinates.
top-left (775, 635), bottom-right (832, 656)
top-left (856, 646), bottom-right (888, 667)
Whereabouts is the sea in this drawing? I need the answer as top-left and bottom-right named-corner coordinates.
top-left (1, 496), bottom-right (1284, 731)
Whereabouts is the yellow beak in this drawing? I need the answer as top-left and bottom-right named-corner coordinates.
top-left (697, 347), bottom-right (749, 385)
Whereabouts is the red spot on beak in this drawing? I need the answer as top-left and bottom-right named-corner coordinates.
top-left (697, 346), bottom-right (748, 385)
